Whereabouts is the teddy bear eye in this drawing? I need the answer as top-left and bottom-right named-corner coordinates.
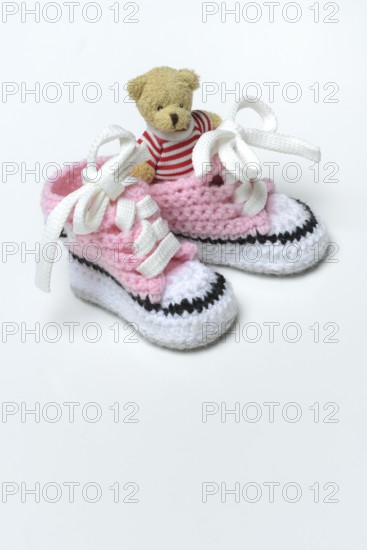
top-left (157, 105), bottom-right (163, 111)
top-left (179, 104), bottom-right (184, 108)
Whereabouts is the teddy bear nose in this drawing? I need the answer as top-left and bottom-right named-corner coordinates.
top-left (170, 113), bottom-right (179, 126)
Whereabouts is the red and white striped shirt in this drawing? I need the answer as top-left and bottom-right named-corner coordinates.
top-left (137, 110), bottom-right (213, 183)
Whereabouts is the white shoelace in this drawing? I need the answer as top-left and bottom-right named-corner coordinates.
top-left (192, 98), bottom-right (321, 217)
top-left (36, 125), bottom-right (180, 292)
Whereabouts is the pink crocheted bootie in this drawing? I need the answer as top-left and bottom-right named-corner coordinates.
top-left (149, 99), bottom-right (329, 275)
top-left (36, 126), bottom-right (237, 349)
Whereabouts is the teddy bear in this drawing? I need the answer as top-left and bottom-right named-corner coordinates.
top-left (127, 66), bottom-right (222, 184)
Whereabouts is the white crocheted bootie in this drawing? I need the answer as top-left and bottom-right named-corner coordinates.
top-left (36, 127), bottom-right (238, 349)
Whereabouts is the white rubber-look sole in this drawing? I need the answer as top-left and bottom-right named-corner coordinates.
top-left (182, 217), bottom-right (329, 275)
top-left (69, 258), bottom-right (238, 350)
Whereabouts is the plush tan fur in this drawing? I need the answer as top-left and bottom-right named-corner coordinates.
top-left (127, 67), bottom-right (221, 182)
top-left (130, 161), bottom-right (155, 184)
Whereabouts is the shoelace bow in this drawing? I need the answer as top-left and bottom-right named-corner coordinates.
top-left (36, 126), bottom-right (180, 292)
top-left (192, 98), bottom-right (321, 217)
top-left (36, 100), bottom-right (321, 291)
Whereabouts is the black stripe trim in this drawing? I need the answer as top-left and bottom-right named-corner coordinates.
top-left (174, 199), bottom-right (318, 246)
top-left (69, 252), bottom-right (226, 317)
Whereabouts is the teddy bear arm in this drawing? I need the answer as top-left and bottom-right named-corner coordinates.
top-left (206, 111), bottom-right (222, 130)
top-left (130, 161), bottom-right (155, 184)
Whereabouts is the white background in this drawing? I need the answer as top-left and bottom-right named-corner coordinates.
top-left (1, 0), bottom-right (366, 548)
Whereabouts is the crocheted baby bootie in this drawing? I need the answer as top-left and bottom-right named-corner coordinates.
top-left (36, 126), bottom-right (238, 349)
top-left (149, 99), bottom-right (329, 275)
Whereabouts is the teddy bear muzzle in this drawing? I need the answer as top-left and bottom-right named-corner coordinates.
top-left (153, 105), bottom-right (191, 132)
top-left (170, 113), bottom-right (179, 126)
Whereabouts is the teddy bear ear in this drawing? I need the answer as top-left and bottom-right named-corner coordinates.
top-left (178, 69), bottom-right (200, 90)
top-left (127, 74), bottom-right (147, 101)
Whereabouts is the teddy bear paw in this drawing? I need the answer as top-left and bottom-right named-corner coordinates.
top-left (131, 161), bottom-right (155, 184)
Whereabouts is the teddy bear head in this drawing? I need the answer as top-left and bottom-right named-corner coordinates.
top-left (127, 66), bottom-right (200, 133)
